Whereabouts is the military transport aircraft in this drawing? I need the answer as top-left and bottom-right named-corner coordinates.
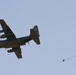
top-left (0, 19), bottom-right (40, 59)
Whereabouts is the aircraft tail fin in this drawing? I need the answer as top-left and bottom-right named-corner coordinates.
top-left (30, 25), bottom-right (40, 44)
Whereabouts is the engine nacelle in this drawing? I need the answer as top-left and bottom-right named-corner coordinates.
top-left (7, 48), bottom-right (21, 53)
top-left (0, 34), bottom-right (12, 38)
top-left (7, 49), bottom-right (14, 53)
top-left (0, 30), bottom-right (4, 33)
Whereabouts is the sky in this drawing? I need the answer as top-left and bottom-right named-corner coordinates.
top-left (0, 0), bottom-right (76, 75)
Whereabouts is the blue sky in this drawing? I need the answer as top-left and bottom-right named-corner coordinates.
top-left (0, 0), bottom-right (76, 75)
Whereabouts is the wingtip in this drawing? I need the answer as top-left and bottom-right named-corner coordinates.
top-left (0, 19), bottom-right (4, 21)
top-left (0, 19), bottom-right (4, 23)
top-left (18, 57), bottom-right (22, 59)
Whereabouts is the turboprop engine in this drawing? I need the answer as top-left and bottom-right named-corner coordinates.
top-left (7, 49), bottom-right (14, 53)
top-left (7, 48), bottom-right (21, 53)
top-left (0, 30), bottom-right (4, 33)
top-left (0, 34), bottom-right (12, 38)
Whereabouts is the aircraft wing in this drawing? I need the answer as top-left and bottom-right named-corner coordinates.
top-left (0, 19), bottom-right (16, 40)
top-left (12, 47), bottom-right (22, 59)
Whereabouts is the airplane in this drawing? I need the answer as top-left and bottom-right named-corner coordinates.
top-left (0, 19), bottom-right (40, 59)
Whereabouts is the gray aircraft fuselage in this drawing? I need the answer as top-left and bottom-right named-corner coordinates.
top-left (0, 36), bottom-right (32, 48)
